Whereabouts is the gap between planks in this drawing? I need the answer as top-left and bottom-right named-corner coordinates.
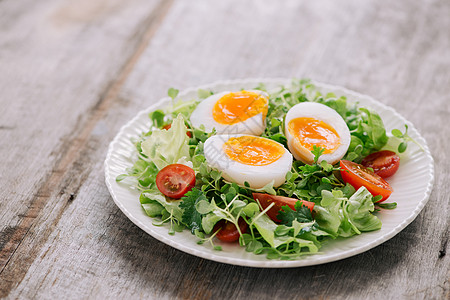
top-left (0, 0), bottom-right (174, 294)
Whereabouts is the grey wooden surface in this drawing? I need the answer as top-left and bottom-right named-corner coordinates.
top-left (0, 0), bottom-right (448, 299)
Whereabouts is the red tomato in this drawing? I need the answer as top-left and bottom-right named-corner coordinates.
top-left (252, 193), bottom-right (315, 223)
top-left (162, 124), bottom-right (171, 130)
top-left (214, 218), bottom-right (248, 242)
top-left (156, 164), bottom-right (196, 199)
top-left (162, 123), bottom-right (192, 138)
top-left (339, 160), bottom-right (393, 202)
top-left (361, 150), bottom-right (400, 178)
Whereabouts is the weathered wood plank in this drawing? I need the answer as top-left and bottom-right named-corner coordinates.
top-left (0, 0), bottom-right (173, 297)
top-left (1, 0), bottom-right (449, 299)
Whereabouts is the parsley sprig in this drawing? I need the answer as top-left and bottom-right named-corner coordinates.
top-left (277, 201), bottom-right (314, 226)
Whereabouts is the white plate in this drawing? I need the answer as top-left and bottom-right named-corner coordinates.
top-left (104, 79), bottom-right (434, 268)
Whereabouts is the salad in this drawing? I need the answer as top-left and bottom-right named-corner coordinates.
top-left (116, 79), bottom-right (418, 260)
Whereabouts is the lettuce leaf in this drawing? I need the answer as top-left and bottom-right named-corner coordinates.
top-left (251, 214), bottom-right (321, 253)
top-left (346, 187), bottom-right (382, 232)
top-left (314, 190), bottom-right (347, 236)
top-left (314, 187), bottom-right (381, 238)
top-left (141, 114), bottom-right (191, 170)
top-left (141, 189), bottom-right (183, 221)
top-left (252, 214), bottom-right (279, 247)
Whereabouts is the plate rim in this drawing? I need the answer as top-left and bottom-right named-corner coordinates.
top-left (104, 78), bottom-right (435, 268)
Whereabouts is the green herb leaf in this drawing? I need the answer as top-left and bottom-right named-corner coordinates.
top-left (116, 174), bottom-right (128, 182)
top-left (377, 202), bottom-right (398, 209)
top-left (274, 225), bottom-right (291, 236)
top-left (277, 201), bottom-right (314, 226)
top-left (180, 188), bottom-right (208, 233)
top-left (168, 87), bottom-right (179, 99)
top-left (195, 200), bottom-right (214, 214)
top-left (398, 142), bottom-right (407, 153)
top-left (372, 195), bottom-right (383, 203)
top-left (391, 128), bottom-right (403, 138)
top-left (242, 202), bottom-right (260, 218)
top-left (149, 110), bottom-right (165, 128)
top-left (141, 202), bottom-right (164, 217)
top-left (312, 145), bottom-right (325, 163)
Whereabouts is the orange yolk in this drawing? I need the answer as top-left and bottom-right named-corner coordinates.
top-left (223, 136), bottom-right (284, 166)
top-left (288, 117), bottom-right (340, 153)
top-left (212, 91), bottom-right (268, 125)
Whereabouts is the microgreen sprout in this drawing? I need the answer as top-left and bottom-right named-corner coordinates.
top-left (152, 209), bottom-right (184, 235)
top-left (376, 202), bottom-right (398, 210)
top-left (391, 125), bottom-right (425, 153)
top-left (168, 87), bottom-right (180, 107)
top-left (196, 228), bottom-right (223, 251)
top-left (168, 87), bottom-right (179, 99)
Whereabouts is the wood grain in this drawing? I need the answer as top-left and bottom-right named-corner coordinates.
top-left (1, 0), bottom-right (449, 299)
top-left (0, 0), bottom-right (173, 296)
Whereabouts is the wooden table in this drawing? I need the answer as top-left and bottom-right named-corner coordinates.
top-left (1, 0), bottom-right (448, 299)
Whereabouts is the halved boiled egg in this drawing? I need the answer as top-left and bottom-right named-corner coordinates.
top-left (284, 102), bottom-right (350, 165)
top-left (190, 90), bottom-right (269, 135)
top-left (204, 134), bottom-right (292, 189)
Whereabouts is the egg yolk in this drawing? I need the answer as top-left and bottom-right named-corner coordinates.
top-left (288, 117), bottom-right (340, 153)
top-left (212, 91), bottom-right (268, 125)
top-left (223, 136), bottom-right (284, 166)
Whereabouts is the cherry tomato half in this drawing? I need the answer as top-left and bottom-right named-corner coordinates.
top-left (213, 218), bottom-right (248, 242)
top-left (361, 150), bottom-right (400, 178)
top-left (162, 123), bottom-right (192, 138)
top-left (156, 164), bottom-right (196, 199)
top-left (339, 160), bottom-right (393, 202)
top-left (252, 193), bottom-right (315, 223)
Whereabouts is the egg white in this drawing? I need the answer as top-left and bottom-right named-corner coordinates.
top-left (190, 90), bottom-right (269, 135)
top-left (203, 134), bottom-right (293, 189)
top-left (284, 102), bottom-right (350, 165)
